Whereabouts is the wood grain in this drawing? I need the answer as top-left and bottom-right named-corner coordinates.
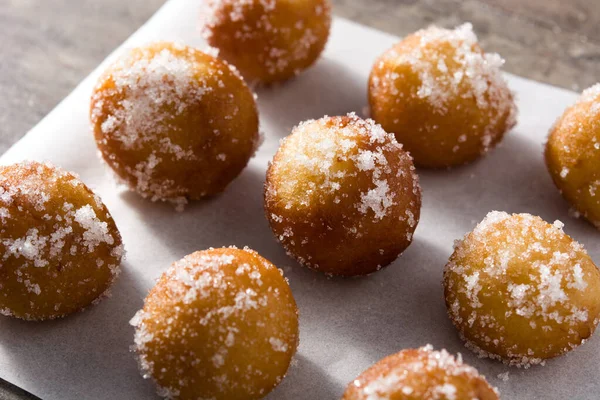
top-left (332, 0), bottom-right (600, 91)
top-left (0, 0), bottom-right (165, 152)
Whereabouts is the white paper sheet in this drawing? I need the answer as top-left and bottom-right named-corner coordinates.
top-left (1, 0), bottom-right (598, 399)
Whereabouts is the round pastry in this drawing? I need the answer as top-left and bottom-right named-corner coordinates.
top-left (0, 161), bottom-right (124, 321)
top-left (264, 113), bottom-right (421, 276)
top-left (444, 211), bottom-right (600, 367)
top-left (343, 345), bottom-right (498, 400)
top-left (546, 83), bottom-right (600, 227)
top-left (130, 247), bottom-right (299, 400)
top-left (90, 42), bottom-right (260, 208)
top-left (201, 0), bottom-right (331, 84)
top-left (368, 23), bottom-right (517, 168)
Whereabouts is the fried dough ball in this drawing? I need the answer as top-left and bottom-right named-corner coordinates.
top-left (343, 345), bottom-right (499, 400)
top-left (264, 113), bottom-right (421, 276)
top-left (444, 211), bottom-right (600, 367)
top-left (90, 42), bottom-right (260, 208)
top-left (201, 0), bottom-right (331, 84)
top-left (368, 23), bottom-right (517, 168)
top-left (0, 161), bottom-right (124, 321)
top-left (546, 84), bottom-right (600, 227)
top-left (130, 247), bottom-right (299, 400)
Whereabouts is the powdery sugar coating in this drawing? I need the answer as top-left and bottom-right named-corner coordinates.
top-left (545, 83), bottom-right (600, 228)
top-left (201, 0), bottom-right (331, 84)
top-left (0, 161), bottom-right (124, 320)
top-left (343, 345), bottom-right (499, 400)
top-left (369, 23), bottom-right (517, 168)
top-left (130, 247), bottom-right (299, 400)
top-left (444, 211), bottom-right (600, 367)
top-left (581, 83), bottom-right (600, 104)
top-left (265, 113), bottom-right (421, 276)
top-left (91, 42), bottom-right (259, 208)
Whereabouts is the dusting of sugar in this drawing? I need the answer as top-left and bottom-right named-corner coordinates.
top-left (372, 23), bottom-right (517, 153)
top-left (200, 0), bottom-right (331, 81)
top-left (353, 345), bottom-right (495, 399)
top-left (24, 280), bottom-right (41, 295)
top-left (560, 167), bottom-right (569, 179)
top-left (91, 43), bottom-right (259, 207)
top-left (445, 211), bottom-right (597, 367)
top-left (94, 47), bottom-right (207, 150)
top-left (2, 228), bottom-right (49, 268)
top-left (0, 161), bottom-right (124, 320)
top-left (264, 113), bottom-right (421, 273)
top-left (74, 205), bottom-right (115, 252)
top-left (361, 371), bottom-right (402, 400)
top-left (268, 113), bottom-right (418, 222)
top-left (580, 83), bottom-right (600, 106)
top-left (130, 247), bottom-right (296, 399)
top-left (91, 44), bottom-right (208, 204)
top-left (358, 179), bottom-right (394, 220)
top-left (269, 337), bottom-right (288, 352)
top-left (548, 84), bottom-right (600, 208)
top-left (497, 371), bottom-right (509, 382)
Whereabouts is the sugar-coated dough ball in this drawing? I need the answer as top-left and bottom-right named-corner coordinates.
top-left (264, 113), bottom-right (421, 276)
top-left (201, 0), bottom-right (331, 84)
top-left (91, 42), bottom-right (260, 208)
top-left (546, 84), bottom-right (600, 227)
top-left (343, 345), bottom-right (498, 400)
top-left (0, 161), bottom-right (123, 321)
top-left (130, 247), bottom-right (299, 400)
top-left (369, 23), bottom-right (517, 168)
top-left (444, 211), bottom-right (600, 367)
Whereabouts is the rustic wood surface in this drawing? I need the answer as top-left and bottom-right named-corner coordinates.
top-left (1, 0), bottom-right (599, 156)
top-left (0, 0), bottom-right (598, 398)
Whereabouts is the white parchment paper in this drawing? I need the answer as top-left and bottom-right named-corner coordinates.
top-left (0, 0), bottom-right (598, 399)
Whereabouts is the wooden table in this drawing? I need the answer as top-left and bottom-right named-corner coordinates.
top-left (0, 0), bottom-right (598, 398)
